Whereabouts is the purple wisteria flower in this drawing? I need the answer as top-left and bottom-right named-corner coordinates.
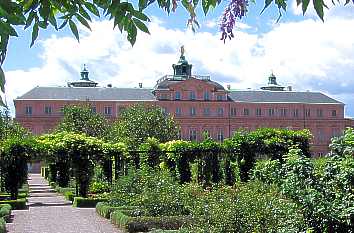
top-left (220, 0), bottom-right (248, 42)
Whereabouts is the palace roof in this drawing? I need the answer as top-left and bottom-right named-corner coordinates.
top-left (15, 86), bottom-right (342, 104)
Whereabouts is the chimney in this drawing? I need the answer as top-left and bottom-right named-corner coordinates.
top-left (107, 84), bottom-right (112, 88)
top-left (227, 84), bottom-right (231, 90)
top-left (287, 86), bottom-right (292, 91)
top-left (139, 83), bottom-right (143, 88)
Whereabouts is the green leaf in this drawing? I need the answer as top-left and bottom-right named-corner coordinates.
top-left (69, 20), bottom-right (80, 42)
top-left (0, 65), bottom-right (5, 92)
top-left (0, 21), bottom-right (18, 37)
top-left (76, 14), bottom-right (91, 30)
top-left (313, 0), bottom-right (324, 21)
top-left (0, 95), bottom-right (4, 107)
top-left (84, 2), bottom-right (100, 17)
top-left (261, 0), bottom-right (274, 14)
top-left (139, 0), bottom-right (148, 10)
top-left (48, 13), bottom-right (58, 30)
top-left (25, 11), bottom-right (36, 29)
top-left (38, 0), bottom-right (50, 23)
top-left (59, 20), bottom-right (68, 29)
top-left (127, 21), bottom-right (137, 46)
top-left (79, 6), bottom-right (92, 21)
top-left (132, 10), bottom-right (150, 22)
top-left (302, 0), bottom-right (310, 14)
top-left (202, 0), bottom-right (210, 15)
top-left (133, 18), bottom-right (150, 34)
top-left (30, 22), bottom-right (39, 47)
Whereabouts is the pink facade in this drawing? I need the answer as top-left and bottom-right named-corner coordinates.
top-left (14, 54), bottom-right (354, 157)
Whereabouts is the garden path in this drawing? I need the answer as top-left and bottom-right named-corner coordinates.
top-left (6, 174), bottom-right (121, 233)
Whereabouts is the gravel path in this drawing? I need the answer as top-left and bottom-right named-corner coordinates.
top-left (6, 174), bottom-right (121, 233)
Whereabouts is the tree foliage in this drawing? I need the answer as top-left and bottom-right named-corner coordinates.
top-left (57, 105), bottom-right (109, 138)
top-left (108, 104), bottom-right (179, 150)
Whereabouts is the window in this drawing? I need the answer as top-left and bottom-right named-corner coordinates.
top-left (189, 91), bottom-right (196, 100)
top-left (268, 108), bottom-right (275, 116)
top-left (177, 129), bottom-right (182, 140)
top-left (217, 129), bottom-right (224, 142)
top-left (175, 91), bottom-right (181, 100)
top-left (217, 107), bottom-right (224, 116)
top-left (230, 107), bottom-right (237, 116)
top-left (256, 108), bottom-right (262, 116)
top-left (332, 128), bottom-right (340, 138)
top-left (243, 108), bottom-right (250, 116)
top-left (175, 107), bottom-right (182, 117)
top-left (217, 95), bottom-right (224, 101)
top-left (317, 128), bottom-right (325, 143)
top-left (25, 106), bottom-right (32, 115)
top-left (331, 110), bottom-right (337, 117)
top-left (91, 106), bottom-right (96, 113)
top-left (190, 107), bottom-right (196, 116)
top-left (189, 129), bottom-right (197, 141)
top-left (162, 107), bottom-right (168, 115)
top-left (203, 107), bottom-right (210, 116)
top-left (317, 109), bottom-right (323, 117)
top-left (318, 152), bottom-right (324, 157)
top-left (305, 109), bottom-right (311, 117)
top-left (104, 106), bottom-right (112, 115)
top-left (44, 106), bottom-right (52, 115)
top-left (204, 91), bottom-right (210, 101)
top-left (293, 109), bottom-right (299, 118)
top-left (279, 108), bottom-right (287, 117)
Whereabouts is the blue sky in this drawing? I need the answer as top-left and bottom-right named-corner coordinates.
top-left (4, 0), bottom-right (354, 117)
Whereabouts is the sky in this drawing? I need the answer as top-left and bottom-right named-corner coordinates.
top-left (3, 0), bottom-right (354, 117)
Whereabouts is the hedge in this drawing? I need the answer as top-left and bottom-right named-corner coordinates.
top-left (110, 210), bottom-right (190, 233)
top-left (72, 197), bottom-right (108, 208)
top-left (96, 202), bottom-right (141, 219)
top-left (0, 199), bottom-right (27, 210)
top-left (0, 204), bottom-right (11, 222)
top-left (0, 218), bottom-right (5, 233)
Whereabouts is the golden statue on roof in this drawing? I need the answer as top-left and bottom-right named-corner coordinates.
top-left (180, 45), bottom-right (185, 56)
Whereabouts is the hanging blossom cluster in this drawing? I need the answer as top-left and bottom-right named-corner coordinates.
top-left (220, 0), bottom-right (248, 42)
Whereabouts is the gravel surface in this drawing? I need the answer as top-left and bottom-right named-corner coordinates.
top-left (6, 174), bottom-right (121, 233)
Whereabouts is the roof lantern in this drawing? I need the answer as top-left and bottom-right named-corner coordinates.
top-left (68, 65), bottom-right (98, 87)
top-left (260, 72), bottom-right (285, 91)
top-left (172, 46), bottom-right (192, 76)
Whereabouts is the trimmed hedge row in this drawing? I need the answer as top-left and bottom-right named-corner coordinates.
top-left (0, 204), bottom-right (11, 222)
top-left (73, 197), bottom-right (108, 208)
top-left (0, 199), bottom-right (26, 210)
top-left (110, 210), bottom-right (190, 233)
top-left (96, 202), bottom-right (141, 219)
top-left (0, 217), bottom-right (5, 233)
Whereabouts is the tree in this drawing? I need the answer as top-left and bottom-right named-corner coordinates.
top-left (0, 0), bottom-right (349, 106)
top-left (108, 104), bottom-right (179, 149)
top-left (57, 105), bottom-right (109, 138)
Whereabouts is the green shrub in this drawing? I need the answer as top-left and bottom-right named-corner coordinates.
top-left (72, 197), bottom-right (108, 208)
top-left (184, 182), bottom-right (306, 233)
top-left (96, 202), bottom-right (121, 219)
top-left (251, 159), bottom-right (282, 184)
top-left (110, 210), bottom-right (190, 233)
top-left (0, 217), bottom-right (5, 233)
top-left (89, 181), bottom-right (110, 194)
top-left (0, 204), bottom-right (11, 222)
top-left (64, 191), bottom-right (75, 202)
top-left (0, 198), bottom-right (27, 210)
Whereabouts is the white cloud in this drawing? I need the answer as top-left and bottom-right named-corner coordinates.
top-left (5, 15), bottom-right (354, 117)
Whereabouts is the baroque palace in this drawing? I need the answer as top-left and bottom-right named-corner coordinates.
top-left (14, 50), bottom-right (354, 156)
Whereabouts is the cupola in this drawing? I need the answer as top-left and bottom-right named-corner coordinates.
top-left (260, 73), bottom-right (285, 91)
top-left (68, 65), bottom-right (98, 87)
top-left (172, 46), bottom-right (192, 76)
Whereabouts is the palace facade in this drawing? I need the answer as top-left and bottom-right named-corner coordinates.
top-left (14, 53), bottom-right (354, 156)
